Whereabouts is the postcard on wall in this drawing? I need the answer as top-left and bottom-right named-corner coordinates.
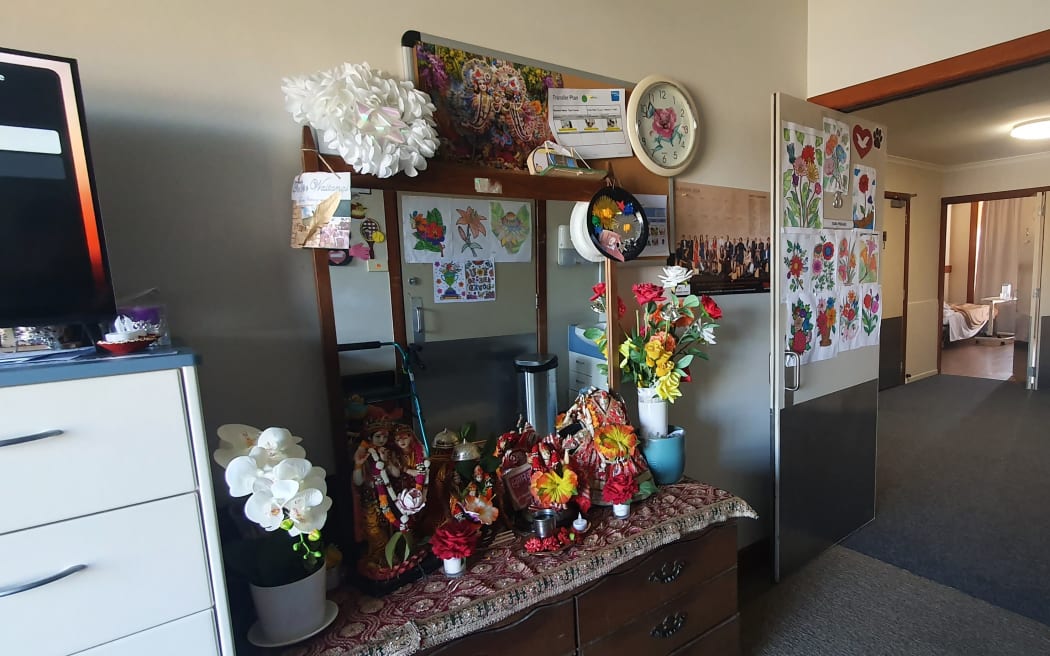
top-left (837, 284), bottom-right (861, 352)
top-left (786, 290), bottom-right (817, 365)
top-left (809, 291), bottom-right (840, 363)
top-left (402, 195), bottom-right (533, 263)
top-left (402, 195), bottom-right (449, 263)
top-left (636, 194), bottom-right (670, 258)
top-left (855, 231), bottom-right (880, 283)
top-left (490, 201), bottom-right (533, 262)
top-left (675, 182), bottom-right (771, 295)
top-left (851, 164), bottom-right (877, 230)
top-left (548, 88), bottom-right (632, 159)
top-left (856, 283), bottom-right (882, 347)
top-left (433, 259), bottom-right (496, 303)
top-left (290, 172), bottom-right (352, 249)
top-left (821, 117), bottom-right (852, 229)
top-left (781, 122), bottom-right (824, 229)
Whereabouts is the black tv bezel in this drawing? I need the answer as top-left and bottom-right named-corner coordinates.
top-left (0, 45), bottom-right (116, 329)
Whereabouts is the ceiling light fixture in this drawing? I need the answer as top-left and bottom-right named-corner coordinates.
top-left (1010, 118), bottom-right (1050, 140)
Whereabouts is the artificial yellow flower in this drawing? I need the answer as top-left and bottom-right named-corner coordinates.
top-left (644, 339), bottom-right (667, 366)
top-left (655, 355), bottom-right (674, 378)
top-left (530, 468), bottom-right (579, 507)
top-left (656, 372), bottom-right (683, 402)
top-left (594, 424), bottom-right (638, 461)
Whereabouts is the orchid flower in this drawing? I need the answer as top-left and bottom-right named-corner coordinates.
top-left (284, 488), bottom-right (333, 536)
top-left (213, 423), bottom-right (262, 467)
top-left (225, 455), bottom-right (264, 497)
top-left (247, 427), bottom-right (306, 470)
top-left (244, 480), bottom-right (287, 532)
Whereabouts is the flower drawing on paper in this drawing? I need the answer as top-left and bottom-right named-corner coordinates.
top-left (411, 208), bottom-right (446, 254)
top-left (491, 202), bottom-right (531, 254)
top-left (782, 127), bottom-right (824, 228)
top-left (789, 298), bottom-right (813, 355)
top-left (862, 289), bottom-right (881, 335)
top-left (816, 297), bottom-right (837, 347)
top-left (837, 236), bottom-right (857, 285)
top-left (783, 239), bottom-right (808, 293)
top-left (455, 206), bottom-right (488, 256)
top-left (811, 237), bottom-right (836, 292)
top-left (840, 289), bottom-right (861, 342)
top-left (853, 167), bottom-right (877, 228)
top-left (858, 235), bottom-right (879, 283)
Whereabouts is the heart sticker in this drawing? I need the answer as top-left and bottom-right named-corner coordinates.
top-left (853, 125), bottom-right (872, 159)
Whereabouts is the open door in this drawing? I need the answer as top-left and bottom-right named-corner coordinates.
top-left (771, 94), bottom-right (887, 580)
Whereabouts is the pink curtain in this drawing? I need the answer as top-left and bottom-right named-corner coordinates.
top-left (975, 198), bottom-right (1023, 333)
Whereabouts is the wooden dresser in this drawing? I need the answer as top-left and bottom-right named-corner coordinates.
top-left (0, 350), bottom-right (234, 656)
top-left (420, 522), bottom-right (738, 656)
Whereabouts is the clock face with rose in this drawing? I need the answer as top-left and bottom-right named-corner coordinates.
top-left (626, 75), bottom-right (700, 177)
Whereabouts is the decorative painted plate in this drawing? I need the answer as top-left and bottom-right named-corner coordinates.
top-left (586, 187), bottom-right (649, 262)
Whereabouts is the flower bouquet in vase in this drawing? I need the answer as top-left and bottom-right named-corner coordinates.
top-left (584, 266), bottom-right (721, 484)
top-left (213, 425), bottom-right (335, 646)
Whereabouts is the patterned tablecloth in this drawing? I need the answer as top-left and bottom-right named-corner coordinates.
top-left (286, 482), bottom-right (757, 656)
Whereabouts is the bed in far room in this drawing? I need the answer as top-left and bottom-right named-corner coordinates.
top-left (943, 302), bottom-right (991, 344)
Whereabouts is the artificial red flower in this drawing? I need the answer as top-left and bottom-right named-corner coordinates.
top-left (632, 283), bottom-right (666, 306)
top-left (701, 295), bottom-right (722, 320)
top-left (590, 282), bottom-right (606, 302)
top-left (430, 519), bottom-right (480, 560)
top-left (617, 296), bottom-right (627, 319)
top-left (681, 367), bottom-right (692, 383)
top-left (858, 174), bottom-right (870, 194)
top-left (602, 472), bottom-right (639, 505)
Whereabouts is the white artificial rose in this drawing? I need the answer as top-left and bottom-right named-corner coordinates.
top-left (658, 266), bottom-right (693, 289)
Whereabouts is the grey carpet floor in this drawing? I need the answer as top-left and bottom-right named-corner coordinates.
top-left (843, 375), bottom-right (1050, 626)
top-left (742, 546), bottom-right (1050, 656)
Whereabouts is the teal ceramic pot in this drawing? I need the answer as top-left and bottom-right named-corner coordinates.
top-left (641, 426), bottom-right (686, 485)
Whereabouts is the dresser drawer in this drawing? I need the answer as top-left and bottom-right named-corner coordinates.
top-left (74, 610), bottom-right (219, 656)
top-left (421, 593), bottom-right (576, 656)
top-left (0, 370), bottom-right (197, 534)
top-left (579, 568), bottom-right (737, 656)
top-left (0, 494), bottom-right (214, 656)
top-left (668, 615), bottom-right (739, 656)
top-left (576, 523), bottom-right (736, 645)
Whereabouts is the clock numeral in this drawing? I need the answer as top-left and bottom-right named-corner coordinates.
top-left (662, 154), bottom-right (667, 164)
top-left (673, 150), bottom-right (678, 160)
top-left (660, 89), bottom-right (667, 100)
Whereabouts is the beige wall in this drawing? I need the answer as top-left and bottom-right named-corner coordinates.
top-left (946, 203), bottom-right (974, 304)
top-left (943, 153), bottom-right (1050, 197)
top-left (808, 1), bottom-right (1050, 96)
top-left (3, 1), bottom-right (808, 545)
top-left (883, 159), bottom-right (944, 380)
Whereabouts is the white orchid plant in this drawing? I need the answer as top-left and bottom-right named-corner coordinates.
top-left (214, 425), bottom-right (333, 583)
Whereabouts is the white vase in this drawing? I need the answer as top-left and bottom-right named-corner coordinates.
top-left (612, 503), bottom-right (631, 518)
top-left (250, 564), bottom-right (326, 644)
top-left (443, 557), bottom-right (466, 576)
top-left (637, 386), bottom-right (669, 439)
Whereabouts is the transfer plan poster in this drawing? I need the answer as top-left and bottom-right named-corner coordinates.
top-left (548, 88), bottom-right (632, 159)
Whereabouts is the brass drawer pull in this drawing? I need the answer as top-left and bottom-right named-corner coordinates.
top-left (648, 559), bottom-right (686, 583)
top-left (650, 611), bottom-right (687, 638)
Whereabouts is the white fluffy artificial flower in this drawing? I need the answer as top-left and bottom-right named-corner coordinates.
top-left (282, 62), bottom-right (439, 178)
top-left (658, 266), bottom-right (694, 288)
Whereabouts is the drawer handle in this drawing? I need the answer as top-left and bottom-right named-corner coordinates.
top-left (648, 559), bottom-right (686, 583)
top-left (0, 429), bottom-right (64, 448)
top-left (650, 611), bottom-right (687, 638)
top-left (0, 564), bottom-right (87, 598)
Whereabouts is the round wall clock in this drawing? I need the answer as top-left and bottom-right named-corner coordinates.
top-left (626, 74), bottom-right (701, 177)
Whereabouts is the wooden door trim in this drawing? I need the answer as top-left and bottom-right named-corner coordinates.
top-left (809, 29), bottom-right (1050, 111)
top-left (885, 191), bottom-right (910, 386)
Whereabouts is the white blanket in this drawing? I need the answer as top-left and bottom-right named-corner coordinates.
top-left (943, 303), bottom-right (987, 341)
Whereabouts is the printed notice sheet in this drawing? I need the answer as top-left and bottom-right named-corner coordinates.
top-left (548, 88), bottom-right (632, 159)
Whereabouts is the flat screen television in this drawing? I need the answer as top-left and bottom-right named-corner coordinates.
top-left (0, 46), bottom-right (115, 329)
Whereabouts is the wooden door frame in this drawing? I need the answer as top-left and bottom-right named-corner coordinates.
top-left (809, 30), bottom-right (1050, 111)
top-left (884, 191), bottom-right (912, 386)
top-left (937, 187), bottom-right (1050, 371)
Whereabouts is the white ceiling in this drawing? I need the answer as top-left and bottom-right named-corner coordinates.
top-left (856, 61), bottom-right (1050, 167)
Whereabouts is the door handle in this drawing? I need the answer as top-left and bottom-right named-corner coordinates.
top-left (411, 296), bottom-right (425, 345)
top-left (785, 351), bottom-right (800, 391)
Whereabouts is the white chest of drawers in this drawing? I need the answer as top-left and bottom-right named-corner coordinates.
top-left (0, 352), bottom-right (234, 656)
